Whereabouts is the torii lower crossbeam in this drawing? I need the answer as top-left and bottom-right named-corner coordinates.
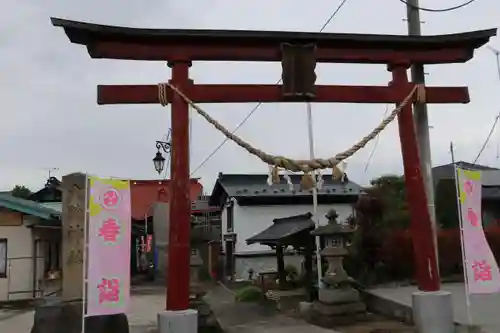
top-left (97, 84), bottom-right (469, 105)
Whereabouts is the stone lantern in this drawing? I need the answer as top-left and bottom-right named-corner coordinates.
top-left (189, 245), bottom-right (204, 298)
top-left (312, 209), bottom-right (354, 289)
top-left (308, 209), bottom-right (366, 326)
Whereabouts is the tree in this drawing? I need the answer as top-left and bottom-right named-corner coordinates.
top-left (345, 175), bottom-right (410, 284)
top-left (366, 174), bottom-right (410, 229)
top-left (11, 185), bottom-right (32, 199)
top-left (435, 178), bottom-right (459, 229)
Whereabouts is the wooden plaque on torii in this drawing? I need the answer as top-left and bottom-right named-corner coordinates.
top-left (51, 17), bottom-right (496, 310)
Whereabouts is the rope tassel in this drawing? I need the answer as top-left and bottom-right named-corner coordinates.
top-left (271, 166), bottom-right (280, 185)
top-left (300, 173), bottom-right (315, 190)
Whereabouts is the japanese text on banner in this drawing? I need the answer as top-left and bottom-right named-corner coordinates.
top-left (457, 168), bottom-right (500, 294)
top-left (86, 177), bottom-right (131, 316)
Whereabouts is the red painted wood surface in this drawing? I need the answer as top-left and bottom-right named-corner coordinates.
top-left (98, 84), bottom-right (470, 105)
top-left (391, 66), bottom-right (440, 292)
top-left (91, 42), bottom-right (473, 64)
top-left (166, 62), bottom-right (192, 310)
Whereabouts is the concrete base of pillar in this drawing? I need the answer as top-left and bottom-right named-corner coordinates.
top-left (412, 291), bottom-right (454, 333)
top-left (158, 309), bottom-right (198, 333)
top-left (30, 299), bottom-right (129, 333)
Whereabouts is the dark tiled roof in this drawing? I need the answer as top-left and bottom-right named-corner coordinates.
top-left (246, 213), bottom-right (315, 245)
top-left (432, 161), bottom-right (500, 188)
top-left (210, 173), bottom-right (362, 205)
top-left (432, 163), bottom-right (500, 200)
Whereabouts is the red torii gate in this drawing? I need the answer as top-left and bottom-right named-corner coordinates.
top-left (51, 17), bottom-right (495, 310)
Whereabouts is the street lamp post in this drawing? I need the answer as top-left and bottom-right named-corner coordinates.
top-left (153, 140), bottom-right (171, 175)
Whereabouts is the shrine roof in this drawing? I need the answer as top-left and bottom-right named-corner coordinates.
top-left (209, 173), bottom-right (362, 207)
top-left (51, 18), bottom-right (496, 59)
top-left (246, 212), bottom-right (315, 246)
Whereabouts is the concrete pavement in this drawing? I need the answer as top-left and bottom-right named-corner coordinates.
top-left (205, 284), bottom-right (341, 333)
top-left (0, 289), bottom-right (167, 333)
top-left (5, 283), bottom-right (492, 333)
top-left (369, 282), bottom-right (500, 333)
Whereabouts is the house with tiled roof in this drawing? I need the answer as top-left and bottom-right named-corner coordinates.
top-left (0, 193), bottom-right (61, 302)
top-left (432, 161), bottom-right (500, 227)
top-left (209, 172), bottom-right (362, 280)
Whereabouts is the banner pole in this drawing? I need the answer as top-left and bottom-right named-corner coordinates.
top-left (81, 174), bottom-right (89, 333)
top-left (450, 142), bottom-right (473, 325)
top-left (306, 101), bottom-right (323, 286)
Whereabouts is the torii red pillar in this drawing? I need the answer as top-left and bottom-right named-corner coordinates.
top-left (51, 17), bottom-right (496, 308)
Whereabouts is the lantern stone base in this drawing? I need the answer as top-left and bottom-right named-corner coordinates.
top-left (307, 287), bottom-right (367, 327)
top-left (308, 300), bottom-right (369, 327)
top-left (318, 288), bottom-right (360, 304)
top-left (312, 299), bottom-right (366, 316)
top-left (30, 299), bottom-right (129, 333)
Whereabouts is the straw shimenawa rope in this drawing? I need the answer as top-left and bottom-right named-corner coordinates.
top-left (158, 83), bottom-right (424, 173)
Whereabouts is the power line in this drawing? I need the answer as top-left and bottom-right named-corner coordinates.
top-left (473, 113), bottom-right (500, 164)
top-left (189, 0), bottom-right (351, 176)
top-left (364, 105), bottom-right (389, 172)
top-left (489, 45), bottom-right (500, 166)
top-left (473, 46), bottom-right (500, 164)
top-left (398, 0), bottom-right (479, 12)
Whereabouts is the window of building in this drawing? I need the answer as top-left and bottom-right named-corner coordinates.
top-left (0, 239), bottom-right (7, 278)
top-left (226, 200), bottom-right (234, 232)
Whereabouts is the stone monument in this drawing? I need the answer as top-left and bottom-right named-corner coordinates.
top-left (308, 209), bottom-right (367, 327)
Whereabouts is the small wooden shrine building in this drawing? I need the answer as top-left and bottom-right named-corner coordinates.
top-left (246, 212), bottom-right (316, 298)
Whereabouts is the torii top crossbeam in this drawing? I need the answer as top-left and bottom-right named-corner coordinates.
top-left (51, 18), bottom-right (495, 107)
top-left (51, 16), bottom-right (496, 312)
top-left (52, 18), bottom-right (494, 64)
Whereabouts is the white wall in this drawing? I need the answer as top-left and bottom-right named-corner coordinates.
top-left (223, 202), bottom-right (353, 254)
top-left (0, 225), bottom-right (34, 301)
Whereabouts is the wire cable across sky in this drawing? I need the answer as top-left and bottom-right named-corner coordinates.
top-left (397, 0), bottom-right (480, 13)
top-left (473, 45), bottom-right (500, 164)
top-left (189, 0), bottom-right (351, 176)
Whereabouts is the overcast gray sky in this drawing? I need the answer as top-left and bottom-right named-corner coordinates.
top-left (1, 0), bottom-right (499, 193)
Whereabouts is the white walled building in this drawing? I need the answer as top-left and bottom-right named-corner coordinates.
top-left (209, 173), bottom-right (362, 280)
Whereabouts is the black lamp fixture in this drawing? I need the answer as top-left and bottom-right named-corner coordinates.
top-left (152, 140), bottom-right (171, 175)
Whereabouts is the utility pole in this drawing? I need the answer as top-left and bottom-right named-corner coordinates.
top-left (405, 2), bottom-right (454, 333)
top-left (405, 0), bottom-right (439, 264)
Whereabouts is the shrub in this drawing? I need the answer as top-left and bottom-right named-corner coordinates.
top-left (486, 225), bottom-right (500, 260)
top-left (234, 286), bottom-right (262, 302)
top-left (374, 226), bottom-right (500, 282)
top-left (380, 229), bottom-right (414, 280)
top-left (437, 228), bottom-right (462, 276)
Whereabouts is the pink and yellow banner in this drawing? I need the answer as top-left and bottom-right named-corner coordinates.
top-left (86, 176), bottom-right (131, 316)
top-left (457, 168), bottom-right (500, 294)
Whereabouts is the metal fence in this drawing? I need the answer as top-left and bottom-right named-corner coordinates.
top-left (5, 256), bottom-right (44, 301)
